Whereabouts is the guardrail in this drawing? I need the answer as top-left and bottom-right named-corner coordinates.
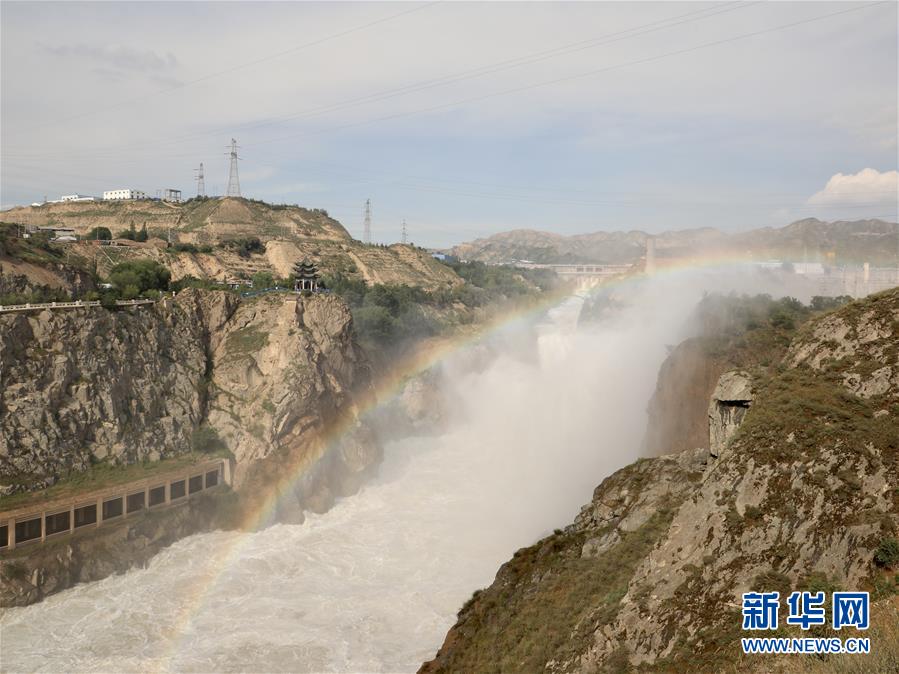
top-left (0, 298), bottom-right (158, 314)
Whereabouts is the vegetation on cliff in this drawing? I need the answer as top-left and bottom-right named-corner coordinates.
top-left (325, 260), bottom-right (559, 355)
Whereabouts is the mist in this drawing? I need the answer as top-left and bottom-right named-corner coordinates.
top-left (0, 266), bottom-right (810, 673)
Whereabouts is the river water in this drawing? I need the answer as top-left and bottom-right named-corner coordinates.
top-left (0, 276), bottom-right (772, 673)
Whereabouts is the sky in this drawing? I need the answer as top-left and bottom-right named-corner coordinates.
top-left (1, 1), bottom-right (897, 248)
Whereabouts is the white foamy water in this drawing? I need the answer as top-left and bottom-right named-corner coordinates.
top-left (1, 275), bottom-right (780, 673)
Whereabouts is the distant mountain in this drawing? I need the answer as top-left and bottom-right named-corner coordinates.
top-left (450, 218), bottom-right (899, 266)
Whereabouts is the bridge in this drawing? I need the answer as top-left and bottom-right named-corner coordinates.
top-left (512, 261), bottom-right (636, 289)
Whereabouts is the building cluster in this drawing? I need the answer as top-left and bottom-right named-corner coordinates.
top-left (32, 188), bottom-right (182, 207)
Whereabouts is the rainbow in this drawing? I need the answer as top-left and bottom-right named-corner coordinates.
top-left (159, 251), bottom-right (765, 666)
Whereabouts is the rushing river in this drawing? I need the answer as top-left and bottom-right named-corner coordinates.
top-left (0, 274), bottom-right (785, 673)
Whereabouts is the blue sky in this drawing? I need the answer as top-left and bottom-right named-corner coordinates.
top-left (2, 1), bottom-right (897, 248)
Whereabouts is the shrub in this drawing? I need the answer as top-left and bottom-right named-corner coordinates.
top-left (191, 425), bottom-right (226, 454)
top-left (874, 537), bottom-right (899, 569)
top-left (219, 237), bottom-right (265, 258)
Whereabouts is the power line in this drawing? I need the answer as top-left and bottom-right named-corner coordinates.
top-left (7, 1), bottom-right (888, 164)
top-left (97, 2), bottom-right (761, 153)
top-left (4, 3), bottom-right (892, 209)
top-left (3, 1), bottom-right (756, 160)
top-left (254, 1), bottom-right (890, 149)
top-left (16, 2), bottom-right (441, 135)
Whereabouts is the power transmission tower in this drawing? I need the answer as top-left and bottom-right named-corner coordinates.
top-left (363, 198), bottom-right (372, 244)
top-left (195, 162), bottom-right (206, 197)
top-left (401, 219), bottom-right (408, 245)
top-left (226, 139), bottom-right (241, 197)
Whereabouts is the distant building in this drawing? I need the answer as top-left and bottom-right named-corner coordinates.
top-left (37, 226), bottom-right (77, 241)
top-left (103, 189), bottom-right (148, 201)
top-left (430, 252), bottom-right (458, 263)
top-left (61, 194), bottom-right (99, 202)
top-left (792, 262), bottom-right (825, 275)
top-left (162, 189), bottom-right (182, 203)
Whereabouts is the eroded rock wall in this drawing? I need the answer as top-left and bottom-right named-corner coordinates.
top-left (0, 290), bottom-right (379, 501)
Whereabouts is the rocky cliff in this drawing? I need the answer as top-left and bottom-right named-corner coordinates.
top-left (423, 288), bottom-right (899, 673)
top-left (0, 289), bottom-right (379, 500)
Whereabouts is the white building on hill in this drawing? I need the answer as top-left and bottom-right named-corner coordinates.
top-left (103, 189), bottom-right (147, 200)
top-left (60, 194), bottom-right (98, 202)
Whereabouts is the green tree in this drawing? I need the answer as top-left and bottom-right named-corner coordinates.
top-left (252, 271), bottom-right (274, 289)
top-left (353, 305), bottom-right (395, 344)
top-left (135, 223), bottom-right (149, 242)
top-left (108, 260), bottom-right (171, 294)
top-left (117, 222), bottom-right (137, 241)
top-left (84, 226), bottom-right (112, 241)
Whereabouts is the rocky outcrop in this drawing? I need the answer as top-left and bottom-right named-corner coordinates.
top-left (0, 290), bottom-right (379, 500)
top-left (423, 288), bottom-right (899, 674)
top-left (0, 295), bottom-right (212, 492)
top-left (708, 370), bottom-right (752, 458)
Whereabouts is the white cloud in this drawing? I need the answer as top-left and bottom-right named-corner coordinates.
top-left (41, 43), bottom-right (178, 73)
top-left (808, 168), bottom-right (898, 206)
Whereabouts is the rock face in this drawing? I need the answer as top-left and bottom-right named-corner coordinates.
top-left (642, 339), bottom-right (729, 457)
top-left (0, 290), bottom-right (379, 500)
top-left (0, 258), bottom-right (97, 300)
top-left (422, 288), bottom-right (899, 674)
top-left (0, 294), bottom-right (212, 492)
top-left (708, 370), bottom-right (752, 458)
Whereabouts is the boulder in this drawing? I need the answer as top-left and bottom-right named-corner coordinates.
top-left (708, 370), bottom-right (753, 458)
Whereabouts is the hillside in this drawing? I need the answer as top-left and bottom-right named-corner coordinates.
top-left (1, 198), bottom-right (460, 291)
top-left (422, 288), bottom-right (899, 673)
top-left (450, 218), bottom-right (899, 266)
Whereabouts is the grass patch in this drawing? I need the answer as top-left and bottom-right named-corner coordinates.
top-left (0, 450), bottom-right (229, 513)
top-left (223, 326), bottom-right (269, 355)
top-left (441, 504), bottom-right (677, 673)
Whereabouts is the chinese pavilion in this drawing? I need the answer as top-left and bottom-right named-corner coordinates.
top-left (293, 259), bottom-right (320, 292)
